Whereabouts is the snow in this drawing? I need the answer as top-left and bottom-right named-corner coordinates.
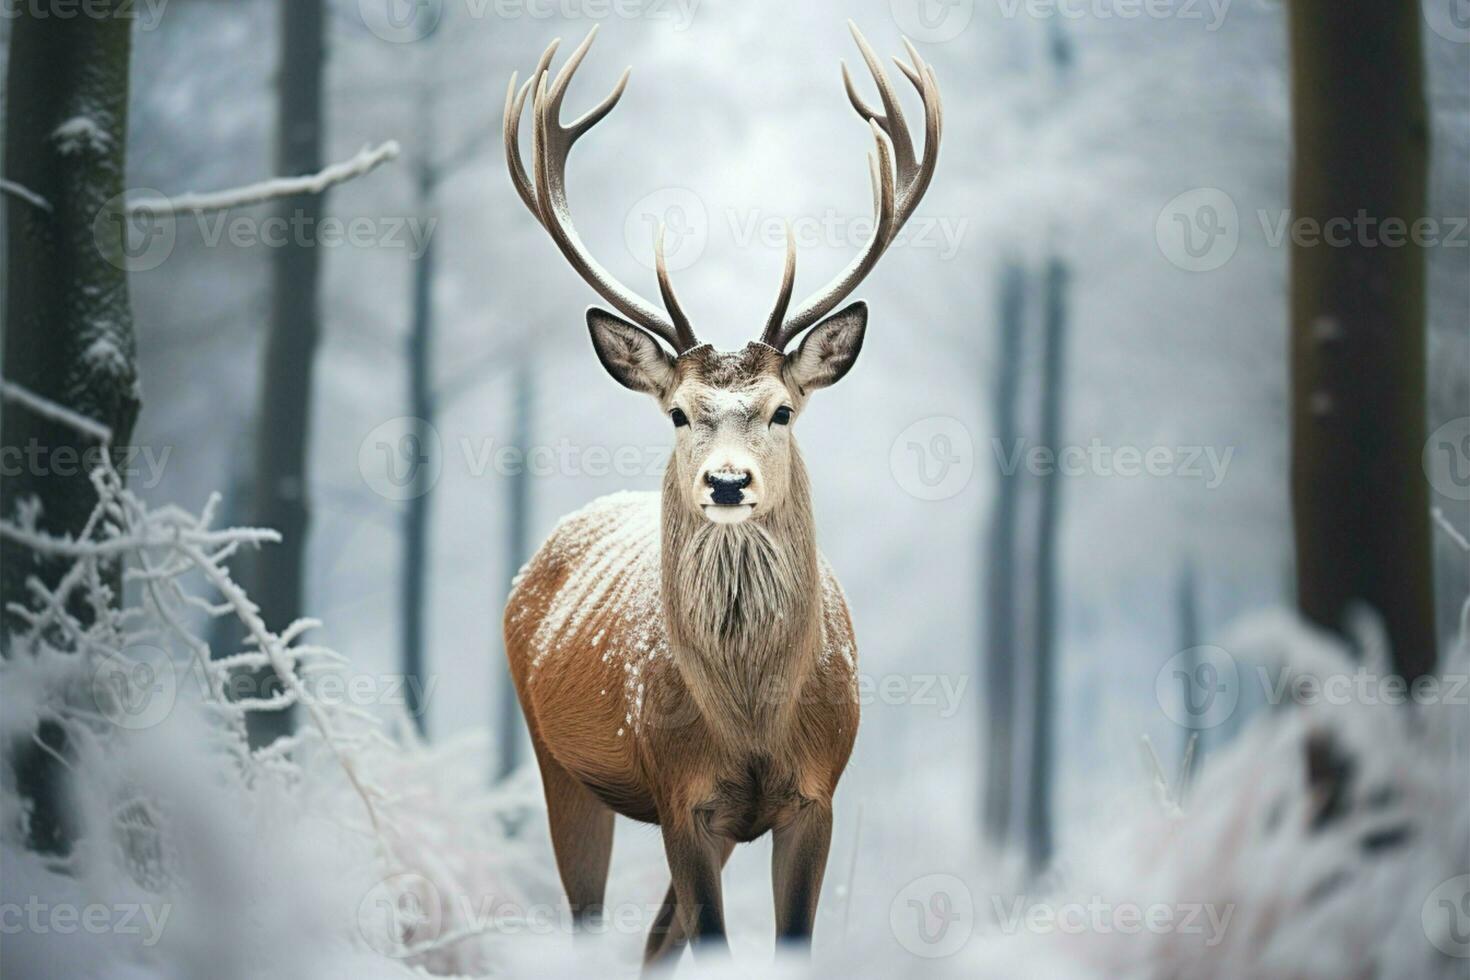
top-left (2, 381), bottom-right (1465, 978)
top-left (127, 141), bottom-right (400, 216)
top-left (53, 116), bottom-right (111, 155)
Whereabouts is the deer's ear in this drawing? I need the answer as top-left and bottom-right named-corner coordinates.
top-left (784, 301), bottom-right (867, 394)
top-left (588, 307), bottom-right (676, 397)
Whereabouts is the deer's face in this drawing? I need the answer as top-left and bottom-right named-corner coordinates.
top-left (587, 304), bottom-right (867, 525)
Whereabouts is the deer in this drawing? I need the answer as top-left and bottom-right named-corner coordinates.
top-left (501, 21), bottom-right (941, 970)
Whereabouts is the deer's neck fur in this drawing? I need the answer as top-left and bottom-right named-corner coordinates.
top-left (659, 450), bottom-right (822, 748)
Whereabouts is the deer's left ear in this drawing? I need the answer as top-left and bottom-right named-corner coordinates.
top-left (783, 301), bottom-right (867, 394)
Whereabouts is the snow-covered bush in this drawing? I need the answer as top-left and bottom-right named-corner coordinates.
top-left (2, 377), bottom-right (1465, 979)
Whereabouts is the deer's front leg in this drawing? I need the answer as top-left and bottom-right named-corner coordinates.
top-left (771, 800), bottom-right (833, 947)
top-left (661, 809), bottom-right (730, 957)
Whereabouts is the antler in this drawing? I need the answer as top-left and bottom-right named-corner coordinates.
top-left (504, 27), bottom-right (700, 353)
top-left (760, 21), bottom-right (943, 351)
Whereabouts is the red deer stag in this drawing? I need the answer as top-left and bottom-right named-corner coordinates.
top-left (502, 21), bottom-right (941, 968)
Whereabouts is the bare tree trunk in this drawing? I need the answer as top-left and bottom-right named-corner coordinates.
top-left (1, 2), bottom-right (136, 855)
top-left (497, 358), bottom-right (533, 780)
top-left (1286, 0), bottom-right (1434, 680)
top-left (1022, 256), bottom-right (1068, 872)
top-left (2, 3), bottom-right (138, 636)
top-left (982, 261), bottom-right (1027, 845)
top-left (245, 0), bottom-right (326, 746)
top-left (1174, 560), bottom-right (1202, 786)
top-left (400, 164), bottom-right (436, 732)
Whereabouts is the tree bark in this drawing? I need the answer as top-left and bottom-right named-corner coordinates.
top-left (1022, 256), bottom-right (1068, 872)
top-left (1, 2), bottom-right (137, 855)
top-left (244, 0), bottom-right (326, 745)
top-left (1286, 0), bottom-right (1434, 679)
top-left (400, 165), bottom-right (436, 733)
top-left (2, 2), bottom-right (139, 638)
top-left (982, 261), bottom-right (1026, 845)
top-left (497, 359), bottom-right (533, 780)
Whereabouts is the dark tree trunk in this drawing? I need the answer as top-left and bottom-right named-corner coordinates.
top-left (1286, 0), bottom-right (1434, 680)
top-left (1, 3), bottom-right (137, 856)
top-left (400, 168), bottom-right (436, 733)
top-left (2, 3), bottom-right (138, 637)
top-left (497, 359), bottom-right (533, 780)
top-left (1174, 560), bottom-right (1202, 786)
top-left (1022, 256), bottom-right (1068, 872)
top-left (244, 0), bottom-right (326, 746)
top-left (982, 261), bottom-right (1027, 845)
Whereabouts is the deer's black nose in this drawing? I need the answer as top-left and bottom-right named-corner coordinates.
top-left (705, 470), bottom-right (752, 505)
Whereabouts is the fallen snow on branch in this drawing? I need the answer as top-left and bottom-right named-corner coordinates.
top-left (0, 178), bottom-right (52, 213)
top-left (127, 140), bottom-right (401, 216)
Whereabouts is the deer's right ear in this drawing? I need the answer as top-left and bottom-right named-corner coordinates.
top-left (587, 307), bottom-right (676, 397)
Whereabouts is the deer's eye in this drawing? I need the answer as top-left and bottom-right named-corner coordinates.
top-left (771, 406), bottom-right (793, 426)
top-left (671, 407), bottom-right (690, 428)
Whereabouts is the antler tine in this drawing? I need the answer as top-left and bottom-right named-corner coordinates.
top-left (655, 224), bottom-right (699, 352)
top-left (769, 25), bottom-right (942, 350)
top-left (842, 20), bottom-right (917, 183)
top-left (504, 27), bottom-right (697, 353)
top-left (760, 223), bottom-right (798, 347)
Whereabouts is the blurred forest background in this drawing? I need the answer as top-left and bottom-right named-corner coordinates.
top-left (2, 0), bottom-right (1467, 916)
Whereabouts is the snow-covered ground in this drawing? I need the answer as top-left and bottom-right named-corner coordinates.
top-left (1, 413), bottom-right (1465, 977)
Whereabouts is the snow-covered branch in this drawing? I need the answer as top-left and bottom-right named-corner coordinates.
top-left (127, 140), bottom-right (401, 216)
top-left (0, 178), bottom-right (52, 213)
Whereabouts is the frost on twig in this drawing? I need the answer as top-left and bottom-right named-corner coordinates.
top-left (127, 141), bottom-right (400, 216)
top-left (0, 377), bottom-right (542, 973)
